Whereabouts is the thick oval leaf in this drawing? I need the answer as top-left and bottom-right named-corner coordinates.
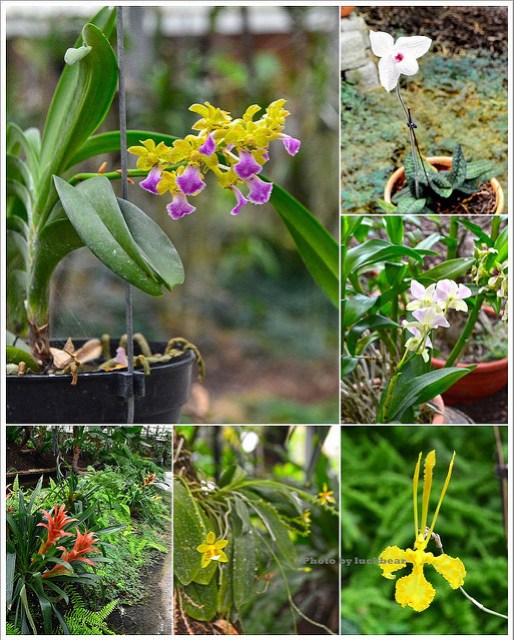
top-left (173, 479), bottom-right (206, 586)
top-left (117, 197), bottom-right (184, 290)
top-left (384, 367), bottom-right (475, 423)
top-left (398, 196), bottom-right (427, 214)
top-left (77, 176), bottom-right (158, 279)
top-left (232, 529), bottom-right (257, 609)
top-left (182, 580), bottom-right (218, 621)
top-left (53, 176), bottom-right (163, 296)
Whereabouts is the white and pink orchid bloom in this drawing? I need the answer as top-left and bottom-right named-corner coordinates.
top-left (433, 279), bottom-right (472, 313)
top-left (402, 322), bottom-right (433, 363)
top-left (369, 31), bottom-right (432, 92)
top-left (406, 280), bottom-right (438, 312)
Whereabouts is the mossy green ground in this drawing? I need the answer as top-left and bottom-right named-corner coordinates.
top-left (341, 51), bottom-right (508, 213)
top-left (341, 425), bottom-right (508, 635)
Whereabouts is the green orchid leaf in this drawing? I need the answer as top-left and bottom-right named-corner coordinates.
top-left (494, 226), bottom-right (508, 263)
top-left (173, 480), bottom-right (205, 586)
top-left (252, 501), bottom-right (297, 564)
top-left (182, 579), bottom-right (218, 621)
top-left (53, 176), bottom-right (163, 296)
top-left (448, 144), bottom-right (467, 186)
top-left (233, 497), bottom-right (252, 535)
top-left (344, 239), bottom-right (427, 277)
top-left (218, 464), bottom-right (248, 489)
top-left (269, 183), bottom-right (338, 307)
top-left (341, 356), bottom-right (358, 377)
top-left (383, 367), bottom-right (475, 423)
top-left (429, 173), bottom-right (453, 198)
top-left (342, 294), bottom-right (377, 328)
top-left (232, 529), bottom-right (257, 609)
top-left (117, 197), bottom-right (184, 290)
top-left (192, 556), bottom-right (219, 586)
top-left (36, 23), bottom-right (118, 224)
top-left (6, 347), bottom-right (39, 372)
top-left (384, 216), bottom-right (404, 244)
top-left (397, 196), bottom-right (427, 214)
top-left (6, 123), bottom-right (40, 181)
top-left (67, 130), bottom-right (179, 169)
top-left (418, 257), bottom-right (475, 283)
top-left (465, 160), bottom-right (495, 181)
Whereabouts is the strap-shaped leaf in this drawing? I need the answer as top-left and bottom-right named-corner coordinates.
top-left (448, 144), bottom-right (467, 186)
top-left (6, 123), bottom-right (40, 180)
top-left (117, 197), bottom-right (184, 290)
top-left (252, 501), bottom-right (297, 564)
top-left (383, 367), bottom-right (475, 423)
top-left (53, 176), bottom-right (163, 296)
top-left (342, 294), bottom-right (377, 328)
top-left (36, 23), bottom-right (118, 226)
top-left (418, 257), bottom-right (475, 283)
top-left (270, 184), bottom-right (338, 307)
top-left (232, 529), bottom-right (256, 609)
top-left (344, 239), bottom-right (426, 276)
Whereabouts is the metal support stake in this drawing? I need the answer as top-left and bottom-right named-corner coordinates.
top-left (116, 7), bottom-right (135, 423)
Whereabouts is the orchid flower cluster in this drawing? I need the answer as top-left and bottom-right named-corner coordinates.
top-left (128, 99), bottom-right (300, 220)
top-left (402, 279), bottom-right (472, 363)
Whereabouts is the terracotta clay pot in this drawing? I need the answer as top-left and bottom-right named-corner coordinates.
top-left (431, 307), bottom-right (508, 405)
top-left (430, 394), bottom-right (446, 425)
top-left (340, 7), bottom-right (355, 18)
top-left (384, 156), bottom-right (504, 214)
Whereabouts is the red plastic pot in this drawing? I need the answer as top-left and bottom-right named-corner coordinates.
top-left (431, 357), bottom-right (507, 405)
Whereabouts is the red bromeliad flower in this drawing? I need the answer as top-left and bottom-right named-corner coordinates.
top-left (37, 504), bottom-right (77, 555)
top-left (42, 528), bottom-right (100, 579)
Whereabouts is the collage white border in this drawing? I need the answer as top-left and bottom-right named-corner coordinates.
top-left (0, 1), bottom-right (511, 638)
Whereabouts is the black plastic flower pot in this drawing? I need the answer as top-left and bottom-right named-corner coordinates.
top-left (6, 339), bottom-right (196, 425)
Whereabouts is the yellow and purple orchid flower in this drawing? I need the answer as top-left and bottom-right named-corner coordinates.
top-left (128, 99), bottom-right (300, 220)
top-left (379, 451), bottom-right (466, 612)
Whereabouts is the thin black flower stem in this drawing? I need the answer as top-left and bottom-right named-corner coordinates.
top-left (117, 6), bottom-right (135, 423)
top-left (434, 534), bottom-right (508, 620)
top-left (396, 84), bottom-right (431, 200)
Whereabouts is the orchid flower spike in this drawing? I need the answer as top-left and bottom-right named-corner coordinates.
top-left (370, 31), bottom-right (432, 92)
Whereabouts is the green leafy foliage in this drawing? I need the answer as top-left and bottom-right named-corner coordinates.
top-left (60, 590), bottom-right (118, 635)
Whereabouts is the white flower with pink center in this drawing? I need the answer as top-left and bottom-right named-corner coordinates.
top-left (369, 31), bottom-right (432, 92)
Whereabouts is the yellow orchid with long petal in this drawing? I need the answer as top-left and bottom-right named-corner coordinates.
top-left (318, 483), bottom-right (335, 505)
top-left (379, 451), bottom-right (466, 612)
top-left (196, 531), bottom-right (229, 569)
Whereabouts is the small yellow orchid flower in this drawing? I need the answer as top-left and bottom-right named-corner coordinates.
top-left (318, 483), bottom-right (335, 505)
top-left (379, 451), bottom-right (466, 612)
top-left (196, 531), bottom-right (229, 569)
top-left (302, 510), bottom-right (312, 525)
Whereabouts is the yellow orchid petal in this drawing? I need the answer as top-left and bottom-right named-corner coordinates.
top-left (420, 450), bottom-right (436, 533)
top-left (379, 545), bottom-right (407, 579)
top-left (395, 565), bottom-right (436, 612)
top-left (413, 452), bottom-right (422, 538)
top-left (427, 451), bottom-right (456, 539)
top-left (205, 531), bottom-right (216, 545)
top-left (215, 539), bottom-right (228, 550)
top-left (429, 553), bottom-right (466, 589)
top-left (201, 554), bottom-right (211, 569)
top-left (196, 543), bottom-right (209, 553)
top-left (217, 550), bottom-right (229, 563)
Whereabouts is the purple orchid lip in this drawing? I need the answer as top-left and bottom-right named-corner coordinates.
top-left (140, 166), bottom-right (162, 194)
top-left (167, 193), bottom-right (196, 220)
top-left (199, 133), bottom-right (216, 156)
top-left (230, 186), bottom-right (249, 215)
top-left (247, 175), bottom-right (273, 204)
top-left (176, 165), bottom-right (206, 196)
top-left (234, 150), bottom-right (262, 180)
top-left (281, 135), bottom-right (301, 156)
